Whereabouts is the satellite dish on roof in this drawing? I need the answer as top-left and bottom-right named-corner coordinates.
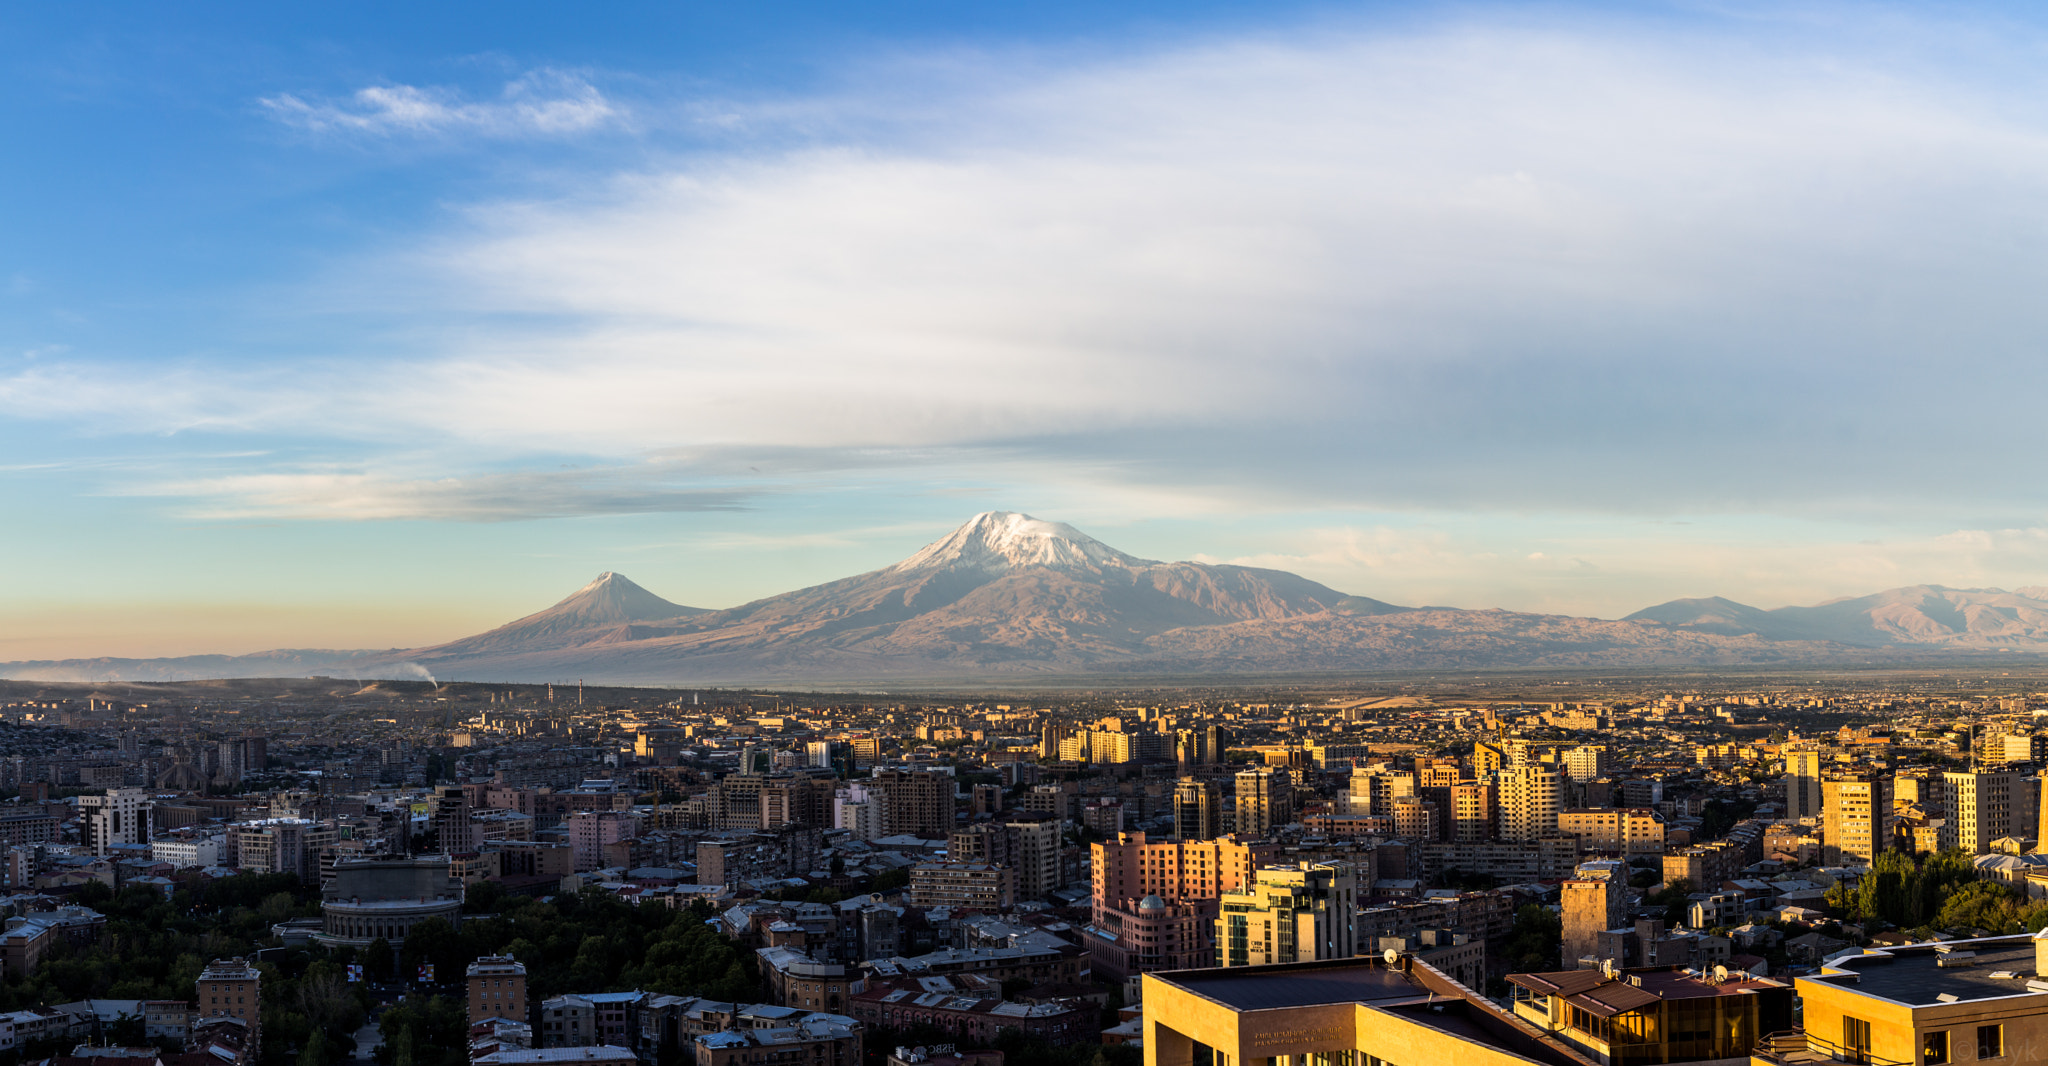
top-left (1601, 959), bottom-right (1617, 979)
top-left (1714, 965), bottom-right (1729, 982)
top-left (1383, 948), bottom-right (1400, 965)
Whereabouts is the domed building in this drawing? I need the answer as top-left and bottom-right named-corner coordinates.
top-left (316, 857), bottom-right (463, 949)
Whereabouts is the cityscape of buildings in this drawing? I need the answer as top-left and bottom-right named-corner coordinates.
top-left (5, 674), bottom-right (2048, 1066)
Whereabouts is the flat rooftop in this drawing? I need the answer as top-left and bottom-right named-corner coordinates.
top-left (1150, 958), bottom-right (1596, 1066)
top-left (1817, 937), bottom-right (2047, 1007)
top-left (1159, 963), bottom-right (1424, 1012)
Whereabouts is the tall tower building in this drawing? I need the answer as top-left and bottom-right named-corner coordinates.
top-left (1822, 775), bottom-right (1889, 866)
top-left (1785, 749), bottom-right (1825, 823)
top-left (1215, 862), bottom-right (1358, 967)
top-left (433, 785), bottom-right (474, 856)
top-left (1941, 770), bottom-right (2021, 854)
top-left (1561, 866), bottom-right (1627, 967)
top-left (869, 768), bottom-right (957, 837)
top-left (1563, 745), bottom-right (1612, 784)
top-left (1498, 765), bottom-right (1564, 842)
top-left (467, 955), bottom-right (528, 1030)
top-left (1173, 777), bottom-right (1225, 841)
top-left (1347, 770), bottom-right (1417, 816)
top-left (1233, 767), bottom-right (1292, 837)
top-left (1450, 783), bottom-right (1497, 843)
top-left (80, 787), bottom-right (152, 856)
top-left (1003, 814), bottom-right (1063, 899)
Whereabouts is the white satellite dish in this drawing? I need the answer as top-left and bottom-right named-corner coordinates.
top-left (1384, 948), bottom-right (1400, 965)
top-left (1714, 965), bottom-right (1729, 982)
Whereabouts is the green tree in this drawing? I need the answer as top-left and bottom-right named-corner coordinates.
top-left (1503, 905), bottom-right (1562, 971)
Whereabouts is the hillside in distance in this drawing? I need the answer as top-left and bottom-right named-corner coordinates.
top-left (9, 512), bottom-right (2048, 684)
top-left (1626, 585), bottom-right (2048, 647)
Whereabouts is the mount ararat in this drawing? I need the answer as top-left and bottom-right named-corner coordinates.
top-left (11, 512), bottom-right (2048, 684)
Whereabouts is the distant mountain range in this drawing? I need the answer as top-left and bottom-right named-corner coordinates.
top-left (10, 511), bottom-right (2048, 684)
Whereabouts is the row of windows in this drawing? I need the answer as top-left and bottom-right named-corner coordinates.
top-left (1918, 1024), bottom-right (2002, 1064)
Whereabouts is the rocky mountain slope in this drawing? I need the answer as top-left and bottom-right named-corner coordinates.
top-left (11, 513), bottom-right (2048, 684)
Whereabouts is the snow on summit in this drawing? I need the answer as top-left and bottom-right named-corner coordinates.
top-left (889, 511), bottom-right (1157, 573)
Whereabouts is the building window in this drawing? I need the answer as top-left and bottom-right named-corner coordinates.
top-left (1843, 1018), bottom-right (1872, 1066)
top-left (1921, 1031), bottom-right (1948, 1065)
top-left (1978, 1025), bottom-right (2002, 1060)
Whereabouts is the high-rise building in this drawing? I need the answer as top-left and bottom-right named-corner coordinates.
top-left (433, 785), bottom-right (474, 856)
top-left (1449, 783), bottom-right (1496, 843)
top-left (467, 956), bottom-right (527, 1030)
top-left (567, 810), bottom-right (637, 872)
top-left (1389, 795), bottom-right (1438, 841)
top-left (1087, 832), bottom-right (1276, 981)
top-left (1942, 770), bottom-right (2022, 854)
top-left (1497, 765), bottom-right (1564, 842)
top-left (1785, 749), bottom-right (1825, 823)
top-left (1563, 745), bottom-right (1612, 784)
top-left (1233, 767), bottom-right (1292, 837)
top-left (1004, 814), bottom-right (1063, 899)
top-left (1175, 725), bottom-right (1229, 768)
top-left (1472, 741), bottom-right (1505, 777)
top-left (81, 787), bottom-right (152, 856)
top-left (1172, 778), bottom-right (1225, 841)
top-left (869, 768), bottom-right (956, 837)
top-left (1560, 865), bottom-right (1627, 966)
top-left (1822, 775), bottom-right (1890, 866)
top-left (1214, 862), bottom-right (1358, 967)
top-left (1346, 769), bottom-right (1416, 816)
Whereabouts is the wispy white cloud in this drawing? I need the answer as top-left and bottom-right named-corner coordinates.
top-left (145, 467), bottom-right (753, 522)
top-left (260, 69), bottom-right (620, 137)
top-left (17, 11), bottom-right (2048, 527)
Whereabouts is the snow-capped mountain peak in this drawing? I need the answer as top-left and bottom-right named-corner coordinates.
top-left (889, 511), bottom-right (1156, 573)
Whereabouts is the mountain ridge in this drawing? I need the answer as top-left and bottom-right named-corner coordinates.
top-left (11, 512), bottom-right (2048, 683)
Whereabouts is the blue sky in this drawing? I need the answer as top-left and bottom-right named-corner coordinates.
top-left (8, 1), bottom-right (2048, 658)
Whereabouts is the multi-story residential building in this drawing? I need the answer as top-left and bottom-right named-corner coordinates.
top-left (1560, 866), bottom-right (1627, 967)
top-left (1822, 774), bottom-right (1889, 866)
top-left (1784, 748), bottom-right (1825, 823)
top-left (1088, 832), bottom-right (1276, 981)
top-left (1214, 862), bottom-right (1358, 968)
top-left (1347, 770), bottom-right (1416, 816)
top-left (433, 786), bottom-right (473, 855)
top-left (1556, 807), bottom-right (1665, 856)
top-left (195, 957), bottom-right (262, 1056)
top-left (692, 1012), bottom-right (859, 1066)
top-left (467, 956), bottom-right (527, 1031)
top-left (1561, 745), bottom-right (1612, 784)
top-left (907, 863), bottom-right (1016, 910)
top-left (1942, 769), bottom-right (2021, 854)
top-left (1450, 782), bottom-right (1496, 843)
top-left (151, 832), bottom-right (225, 869)
top-left (868, 768), bottom-right (956, 837)
top-left (80, 788), bottom-right (151, 856)
top-left (1172, 778), bottom-right (1226, 841)
top-left (568, 810), bottom-right (637, 872)
top-left (1498, 765), bottom-right (1564, 841)
top-left (232, 818), bottom-right (326, 882)
top-left (541, 992), bottom-right (643, 1049)
top-left (1003, 814), bottom-right (1062, 898)
top-left (1233, 767), bottom-right (1291, 837)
